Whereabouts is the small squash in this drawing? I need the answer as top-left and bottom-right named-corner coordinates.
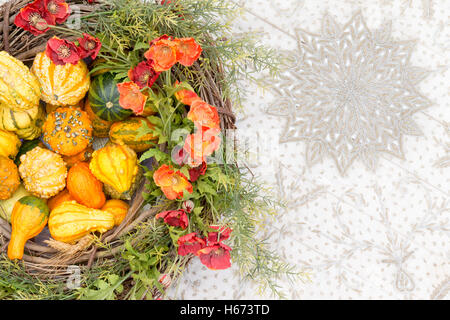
top-left (31, 51), bottom-right (90, 107)
top-left (14, 139), bottom-right (43, 166)
top-left (0, 185), bottom-right (31, 222)
top-left (109, 117), bottom-right (158, 152)
top-left (0, 104), bottom-right (39, 132)
top-left (0, 156), bottom-right (20, 200)
top-left (7, 196), bottom-right (49, 260)
top-left (19, 147), bottom-right (67, 199)
top-left (67, 162), bottom-right (105, 209)
top-left (42, 107), bottom-right (93, 156)
top-left (88, 72), bottom-right (133, 122)
top-left (101, 199), bottom-right (129, 226)
top-left (62, 147), bottom-right (94, 168)
top-left (0, 51), bottom-right (41, 111)
top-left (46, 101), bottom-right (84, 115)
top-left (84, 100), bottom-right (112, 137)
top-left (48, 201), bottom-right (115, 243)
top-left (0, 129), bottom-right (21, 159)
top-left (89, 144), bottom-right (139, 200)
top-left (47, 189), bottom-right (75, 211)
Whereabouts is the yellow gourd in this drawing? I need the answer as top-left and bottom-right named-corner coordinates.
top-left (7, 196), bottom-right (49, 260)
top-left (48, 201), bottom-right (115, 243)
top-left (89, 144), bottom-right (139, 200)
top-left (0, 129), bottom-right (21, 159)
top-left (19, 147), bottom-right (67, 199)
top-left (0, 51), bottom-right (41, 111)
top-left (31, 51), bottom-right (90, 107)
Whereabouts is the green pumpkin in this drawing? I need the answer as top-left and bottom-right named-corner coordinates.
top-left (88, 72), bottom-right (133, 122)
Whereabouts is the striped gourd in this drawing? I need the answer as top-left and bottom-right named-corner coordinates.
top-left (85, 100), bottom-right (112, 137)
top-left (0, 105), bottom-right (39, 131)
top-left (31, 52), bottom-right (90, 107)
top-left (0, 51), bottom-right (41, 111)
top-left (109, 117), bottom-right (157, 152)
top-left (88, 72), bottom-right (132, 122)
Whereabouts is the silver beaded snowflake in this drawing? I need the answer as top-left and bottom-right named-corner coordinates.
top-left (266, 12), bottom-right (431, 175)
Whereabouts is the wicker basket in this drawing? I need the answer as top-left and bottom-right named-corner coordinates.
top-left (0, 0), bottom-right (236, 291)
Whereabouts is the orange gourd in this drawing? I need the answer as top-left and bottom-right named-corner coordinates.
top-left (67, 162), bottom-right (105, 209)
top-left (62, 147), bottom-right (94, 168)
top-left (0, 156), bottom-right (20, 200)
top-left (101, 200), bottom-right (129, 226)
top-left (42, 107), bottom-right (93, 156)
top-left (7, 196), bottom-right (49, 260)
top-left (47, 189), bottom-right (75, 211)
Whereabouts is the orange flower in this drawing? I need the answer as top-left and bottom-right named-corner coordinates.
top-left (144, 38), bottom-right (178, 72)
top-left (187, 100), bottom-right (220, 132)
top-left (183, 128), bottom-right (221, 167)
top-left (117, 81), bottom-right (147, 115)
top-left (153, 164), bottom-right (193, 200)
top-left (174, 38), bottom-right (202, 66)
top-left (174, 81), bottom-right (201, 106)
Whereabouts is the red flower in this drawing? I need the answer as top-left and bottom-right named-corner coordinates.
top-left (14, 1), bottom-right (55, 35)
top-left (171, 145), bottom-right (188, 166)
top-left (44, 0), bottom-right (70, 24)
top-left (128, 60), bottom-right (160, 89)
top-left (174, 38), bottom-right (202, 67)
top-left (46, 37), bottom-right (80, 65)
top-left (117, 81), bottom-right (148, 115)
top-left (188, 161), bottom-right (207, 182)
top-left (156, 209), bottom-right (189, 230)
top-left (144, 37), bottom-right (178, 72)
top-left (174, 81), bottom-right (201, 106)
top-left (207, 226), bottom-right (232, 243)
top-left (198, 242), bottom-right (232, 270)
top-left (77, 33), bottom-right (102, 60)
top-left (177, 233), bottom-right (206, 256)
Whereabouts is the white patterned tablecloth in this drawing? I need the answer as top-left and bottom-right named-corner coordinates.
top-left (4, 0), bottom-right (449, 300)
top-left (169, 0), bottom-right (450, 300)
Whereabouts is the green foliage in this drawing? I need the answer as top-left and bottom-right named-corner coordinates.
top-left (78, 273), bottom-right (127, 300)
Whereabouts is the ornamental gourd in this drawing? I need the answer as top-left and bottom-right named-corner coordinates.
top-left (0, 129), bottom-right (20, 159)
top-left (31, 51), bottom-right (90, 107)
top-left (62, 147), bottom-right (94, 168)
top-left (88, 72), bottom-right (133, 122)
top-left (0, 51), bottom-right (41, 111)
top-left (0, 156), bottom-right (20, 200)
top-left (0, 104), bottom-right (39, 132)
top-left (42, 107), bottom-right (93, 156)
top-left (84, 100), bottom-right (112, 137)
top-left (47, 189), bottom-right (74, 211)
top-left (19, 147), bottom-right (67, 199)
top-left (101, 199), bottom-right (129, 226)
top-left (89, 144), bottom-right (139, 200)
top-left (67, 162), bottom-right (106, 209)
top-left (14, 105), bottom-right (45, 140)
top-left (0, 185), bottom-right (31, 222)
top-left (7, 196), bottom-right (49, 260)
top-left (14, 139), bottom-right (42, 166)
top-left (109, 117), bottom-right (158, 152)
top-left (48, 201), bottom-right (115, 243)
